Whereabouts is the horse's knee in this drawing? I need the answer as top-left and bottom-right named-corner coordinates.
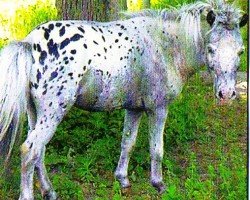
top-left (20, 140), bottom-right (42, 165)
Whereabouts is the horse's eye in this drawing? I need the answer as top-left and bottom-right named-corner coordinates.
top-left (207, 45), bottom-right (216, 54)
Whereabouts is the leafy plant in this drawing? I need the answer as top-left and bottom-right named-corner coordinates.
top-left (0, 0), bottom-right (57, 48)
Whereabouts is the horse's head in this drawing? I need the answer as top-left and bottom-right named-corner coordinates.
top-left (205, 7), bottom-right (248, 104)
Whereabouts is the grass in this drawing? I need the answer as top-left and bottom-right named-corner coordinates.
top-left (0, 0), bottom-right (247, 199)
top-left (0, 74), bottom-right (247, 199)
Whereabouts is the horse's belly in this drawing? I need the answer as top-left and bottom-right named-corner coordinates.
top-left (75, 87), bottom-right (123, 111)
top-left (74, 74), bottom-right (142, 111)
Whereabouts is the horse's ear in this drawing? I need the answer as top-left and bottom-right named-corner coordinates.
top-left (207, 10), bottom-right (216, 26)
top-left (239, 14), bottom-right (248, 28)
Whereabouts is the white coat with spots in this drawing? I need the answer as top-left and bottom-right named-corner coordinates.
top-left (0, 1), bottom-right (247, 199)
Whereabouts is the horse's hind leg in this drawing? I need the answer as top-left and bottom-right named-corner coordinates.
top-left (19, 102), bottom-right (74, 200)
top-left (26, 98), bottom-right (57, 199)
top-left (35, 146), bottom-right (57, 199)
top-left (148, 106), bottom-right (168, 194)
top-left (115, 110), bottom-right (142, 188)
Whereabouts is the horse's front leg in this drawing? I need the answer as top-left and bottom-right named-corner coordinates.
top-left (148, 106), bottom-right (168, 193)
top-left (115, 110), bottom-right (142, 188)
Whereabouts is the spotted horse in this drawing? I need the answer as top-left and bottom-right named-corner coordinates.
top-left (0, 0), bottom-right (248, 199)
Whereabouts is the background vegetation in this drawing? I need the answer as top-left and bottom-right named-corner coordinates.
top-left (0, 0), bottom-right (247, 199)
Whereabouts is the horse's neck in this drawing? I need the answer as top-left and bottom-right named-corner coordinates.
top-left (143, 18), bottom-right (206, 82)
top-left (174, 20), bottom-right (207, 76)
top-left (159, 20), bottom-right (206, 81)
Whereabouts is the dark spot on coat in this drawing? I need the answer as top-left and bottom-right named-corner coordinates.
top-left (39, 51), bottom-right (47, 65)
top-left (48, 24), bottom-right (54, 31)
top-left (47, 39), bottom-right (59, 59)
top-left (55, 22), bottom-right (62, 27)
top-left (36, 69), bottom-right (42, 83)
top-left (59, 66), bottom-right (64, 71)
top-left (44, 31), bottom-right (50, 40)
top-left (96, 69), bottom-right (103, 75)
top-left (70, 34), bottom-right (83, 41)
top-left (93, 40), bottom-right (99, 45)
top-left (60, 38), bottom-right (70, 50)
top-left (49, 71), bottom-right (58, 81)
top-left (115, 39), bottom-right (119, 43)
top-left (88, 59), bottom-right (92, 65)
top-left (59, 26), bottom-right (66, 36)
top-left (78, 27), bottom-right (85, 34)
top-left (102, 35), bottom-right (105, 42)
top-left (32, 56), bottom-right (35, 64)
top-left (33, 44), bottom-right (37, 51)
top-left (118, 33), bottom-right (123, 36)
top-left (42, 90), bottom-right (47, 95)
top-left (99, 28), bottom-right (103, 33)
top-left (37, 44), bottom-right (41, 52)
top-left (34, 83), bottom-right (38, 89)
top-left (59, 85), bottom-right (64, 91)
top-left (43, 83), bottom-right (48, 89)
top-left (70, 49), bottom-right (76, 54)
top-left (92, 26), bottom-right (98, 31)
top-left (83, 44), bottom-right (87, 49)
top-left (49, 102), bottom-right (53, 106)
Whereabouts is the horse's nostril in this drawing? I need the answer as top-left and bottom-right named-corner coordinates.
top-left (218, 91), bottom-right (223, 99)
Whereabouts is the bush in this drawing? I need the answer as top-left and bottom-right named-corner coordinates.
top-left (0, 0), bottom-right (57, 48)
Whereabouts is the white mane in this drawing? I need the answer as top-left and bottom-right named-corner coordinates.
top-left (121, 0), bottom-right (244, 51)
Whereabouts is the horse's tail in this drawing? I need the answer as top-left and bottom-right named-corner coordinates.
top-left (0, 41), bottom-right (33, 164)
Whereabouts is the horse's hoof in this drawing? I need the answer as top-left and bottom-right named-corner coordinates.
top-left (115, 173), bottom-right (131, 188)
top-left (43, 190), bottom-right (57, 200)
top-left (151, 181), bottom-right (166, 194)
